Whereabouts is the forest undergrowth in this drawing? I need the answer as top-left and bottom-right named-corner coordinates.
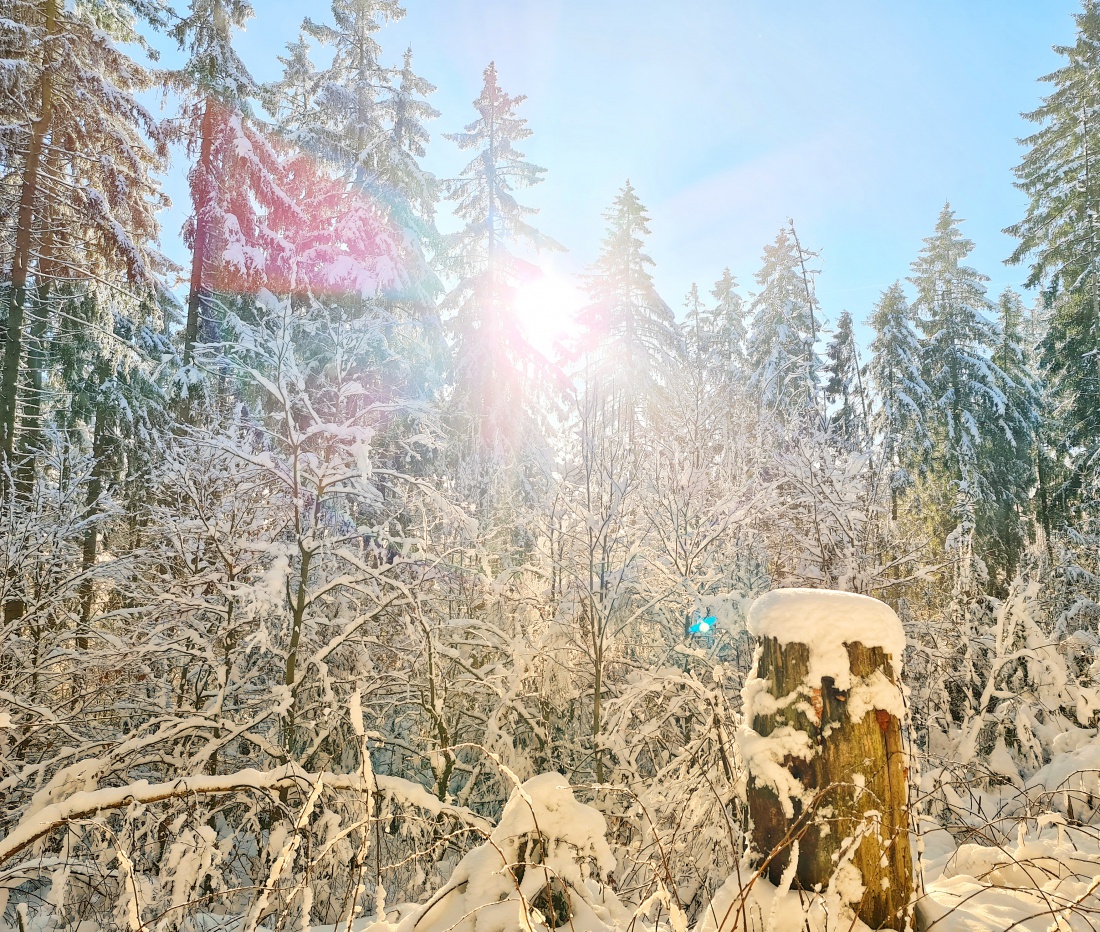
top-left (5, 0), bottom-right (1100, 929)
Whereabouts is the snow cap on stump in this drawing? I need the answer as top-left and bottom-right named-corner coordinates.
top-left (747, 587), bottom-right (904, 689)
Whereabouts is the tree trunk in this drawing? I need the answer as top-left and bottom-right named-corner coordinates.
top-left (14, 276), bottom-right (53, 496)
top-left (282, 546), bottom-right (313, 757)
top-left (78, 363), bottom-right (111, 651)
top-left (593, 639), bottom-right (604, 783)
top-left (743, 637), bottom-right (914, 930)
top-left (1, 0), bottom-right (58, 463)
top-left (184, 96), bottom-right (216, 367)
top-left (1035, 427), bottom-right (1054, 559)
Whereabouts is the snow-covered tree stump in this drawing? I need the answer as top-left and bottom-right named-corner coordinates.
top-left (739, 589), bottom-right (914, 930)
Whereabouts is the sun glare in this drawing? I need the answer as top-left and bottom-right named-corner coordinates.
top-left (514, 265), bottom-right (582, 360)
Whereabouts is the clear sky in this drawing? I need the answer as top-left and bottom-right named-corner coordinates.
top-left (159, 0), bottom-right (1083, 340)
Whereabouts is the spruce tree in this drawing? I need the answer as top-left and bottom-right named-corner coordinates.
top-left (910, 205), bottom-right (1027, 593)
top-left (303, 0), bottom-right (400, 168)
top-left (384, 47), bottom-right (441, 230)
top-left (706, 267), bottom-right (748, 379)
top-left (577, 181), bottom-right (678, 425)
top-left (0, 0), bottom-right (167, 462)
top-left (304, 0), bottom-right (439, 299)
top-left (983, 288), bottom-right (1039, 586)
top-left (993, 289), bottom-right (1039, 451)
top-left (745, 225), bottom-right (820, 417)
top-left (1007, 0), bottom-right (1100, 506)
top-left (443, 62), bottom-right (560, 450)
top-left (910, 205), bottom-right (1003, 494)
top-left (866, 282), bottom-right (929, 517)
top-left (170, 0), bottom-right (292, 366)
top-left (53, 289), bottom-right (168, 633)
top-left (823, 310), bottom-right (866, 446)
top-left (262, 33), bottom-right (413, 310)
top-left (267, 33), bottom-right (321, 137)
top-left (682, 283), bottom-right (707, 361)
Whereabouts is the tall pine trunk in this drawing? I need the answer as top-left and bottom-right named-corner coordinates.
top-left (78, 361), bottom-right (111, 651)
top-left (1, 0), bottom-right (57, 465)
top-left (184, 96), bottom-right (216, 366)
top-left (15, 226), bottom-right (57, 496)
top-left (2, 0), bottom-right (57, 625)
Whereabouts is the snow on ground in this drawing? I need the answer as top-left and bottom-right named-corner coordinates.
top-left (5, 766), bottom-right (1100, 931)
top-left (668, 813), bottom-right (1100, 932)
top-left (915, 818), bottom-right (1100, 931)
top-left (696, 869), bottom-right (878, 932)
top-left (6, 716), bottom-right (1100, 931)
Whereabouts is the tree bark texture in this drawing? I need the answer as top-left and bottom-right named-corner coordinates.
top-left (184, 96), bottom-right (216, 366)
top-left (2, 0), bottom-right (58, 462)
top-left (744, 637), bottom-right (914, 930)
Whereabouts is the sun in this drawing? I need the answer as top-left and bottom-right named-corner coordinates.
top-left (513, 262), bottom-right (582, 361)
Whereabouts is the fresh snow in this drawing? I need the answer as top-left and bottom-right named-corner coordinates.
top-left (747, 587), bottom-right (905, 687)
top-left (366, 775), bottom-right (628, 932)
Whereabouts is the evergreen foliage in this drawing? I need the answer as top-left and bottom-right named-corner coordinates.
top-left (982, 288), bottom-right (1039, 586)
top-left (170, 0), bottom-right (293, 365)
top-left (1008, 0), bottom-right (1100, 506)
top-left (577, 181), bottom-right (678, 424)
top-left (823, 310), bottom-right (865, 446)
top-left (866, 282), bottom-right (929, 513)
top-left (746, 225), bottom-right (820, 417)
top-left (707, 267), bottom-right (748, 378)
top-left (443, 62), bottom-right (560, 452)
top-left (0, 0), bottom-right (168, 461)
top-left (303, 0), bottom-right (440, 300)
top-left (910, 205), bottom-right (1004, 496)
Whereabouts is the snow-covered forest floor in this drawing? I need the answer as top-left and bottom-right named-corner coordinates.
top-left (6, 0), bottom-right (1100, 929)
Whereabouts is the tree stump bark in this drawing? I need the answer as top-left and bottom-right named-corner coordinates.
top-left (742, 609), bottom-right (913, 930)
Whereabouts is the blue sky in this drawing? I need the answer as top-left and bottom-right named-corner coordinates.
top-left (160, 0), bottom-right (1082, 337)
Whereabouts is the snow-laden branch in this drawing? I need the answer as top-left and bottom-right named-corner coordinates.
top-left (0, 765), bottom-right (491, 867)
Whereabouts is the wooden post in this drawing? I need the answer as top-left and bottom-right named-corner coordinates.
top-left (740, 589), bottom-right (913, 931)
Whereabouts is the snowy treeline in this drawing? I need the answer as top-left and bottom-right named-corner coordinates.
top-left (4, 0), bottom-right (1100, 929)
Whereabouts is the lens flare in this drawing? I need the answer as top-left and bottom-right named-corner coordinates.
top-left (513, 264), bottom-right (581, 360)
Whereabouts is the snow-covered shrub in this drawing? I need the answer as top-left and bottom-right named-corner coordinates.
top-left (389, 773), bottom-right (629, 932)
top-left (0, 759), bottom-right (492, 930)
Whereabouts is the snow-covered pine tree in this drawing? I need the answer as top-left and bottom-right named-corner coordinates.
top-left (252, 14), bottom-right (447, 664)
top-left (1024, 291), bottom-right (1064, 544)
top-left (1002, 292), bottom-right (1040, 404)
top-left (303, 1), bottom-right (440, 306)
top-left (910, 205), bottom-right (1008, 512)
top-left (169, 0), bottom-right (295, 366)
top-left (690, 267), bottom-right (750, 450)
top-left (51, 288), bottom-right (169, 637)
top-left (823, 309), bottom-right (867, 447)
top-left (262, 33), bottom-right (409, 309)
top-left (909, 205), bottom-right (1017, 725)
top-left (443, 62), bottom-right (561, 451)
top-left (267, 32), bottom-right (322, 138)
top-left (266, 19), bottom-right (444, 413)
top-left (1007, 0), bottom-right (1100, 508)
top-left (682, 282), bottom-right (707, 360)
top-left (302, 0), bottom-right (401, 167)
top-left (982, 288), bottom-right (1039, 589)
top-left (0, 0), bottom-right (167, 466)
top-left (576, 181), bottom-right (678, 431)
top-left (379, 46), bottom-right (448, 384)
top-left (706, 267), bottom-right (748, 380)
top-left (384, 46), bottom-right (441, 232)
top-left (866, 282), bottom-right (930, 518)
top-left (745, 224), bottom-right (821, 419)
